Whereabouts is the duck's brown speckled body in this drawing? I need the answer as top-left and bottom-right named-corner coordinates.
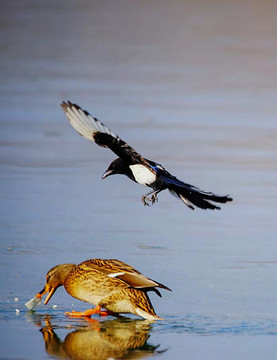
top-left (36, 259), bottom-right (171, 320)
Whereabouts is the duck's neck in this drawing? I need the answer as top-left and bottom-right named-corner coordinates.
top-left (59, 264), bottom-right (76, 284)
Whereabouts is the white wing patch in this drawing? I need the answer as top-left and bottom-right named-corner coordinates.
top-left (63, 103), bottom-right (117, 141)
top-left (129, 164), bottom-right (156, 186)
top-left (108, 272), bottom-right (126, 278)
top-left (67, 107), bottom-right (93, 140)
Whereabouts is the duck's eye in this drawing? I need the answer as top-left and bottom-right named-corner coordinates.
top-left (46, 272), bottom-right (53, 282)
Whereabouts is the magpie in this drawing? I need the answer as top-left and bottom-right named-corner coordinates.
top-left (61, 101), bottom-right (232, 210)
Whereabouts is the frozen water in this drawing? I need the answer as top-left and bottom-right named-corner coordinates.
top-left (1, 0), bottom-right (277, 359)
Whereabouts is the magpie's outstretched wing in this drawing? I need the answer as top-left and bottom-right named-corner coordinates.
top-left (61, 101), bottom-right (150, 167)
top-left (159, 173), bottom-right (233, 210)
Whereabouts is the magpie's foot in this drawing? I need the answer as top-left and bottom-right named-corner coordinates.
top-left (151, 193), bottom-right (158, 204)
top-left (141, 195), bottom-right (151, 206)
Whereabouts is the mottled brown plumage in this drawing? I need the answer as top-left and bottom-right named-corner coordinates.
top-left (36, 259), bottom-right (171, 320)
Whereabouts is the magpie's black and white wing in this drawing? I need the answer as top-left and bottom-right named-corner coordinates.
top-left (61, 101), bottom-right (149, 166)
top-left (159, 173), bottom-right (232, 210)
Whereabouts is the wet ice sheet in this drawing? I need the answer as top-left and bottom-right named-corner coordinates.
top-left (1, 310), bottom-right (277, 360)
top-left (1, 0), bottom-right (277, 359)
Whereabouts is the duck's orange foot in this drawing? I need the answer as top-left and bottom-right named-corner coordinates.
top-left (98, 310), bottom-right (117, 317)
top-left (65, 305), bottom-right (101, 318)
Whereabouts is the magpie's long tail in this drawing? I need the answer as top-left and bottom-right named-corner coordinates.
top-left (169, 185), bottom-right (232, 210)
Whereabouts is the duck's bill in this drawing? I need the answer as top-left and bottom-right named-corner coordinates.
top-left (44, 287), bottom-right (56, 305)
top-left (35, 285), bottom-right (56, 305)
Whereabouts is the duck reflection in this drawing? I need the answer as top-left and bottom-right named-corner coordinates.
top-left (29, 314), bottom-right (165, 359)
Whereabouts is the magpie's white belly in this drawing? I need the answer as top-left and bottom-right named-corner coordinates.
top-left (129, 164), bottom-right (156, 186)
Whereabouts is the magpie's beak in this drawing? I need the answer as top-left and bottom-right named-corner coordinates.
top-left (102, 170), bottom-right (113, 179)
top-left (36, 284), bottom-right (57, 305)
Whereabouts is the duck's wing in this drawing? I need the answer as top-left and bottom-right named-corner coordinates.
top-left (79, 259), bottom-right (171, 295)
top-left (61, 101), bottom-right (151, 167)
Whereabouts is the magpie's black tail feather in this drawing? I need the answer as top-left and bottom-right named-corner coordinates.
top-left (171, 186), bottom-right (232, 210)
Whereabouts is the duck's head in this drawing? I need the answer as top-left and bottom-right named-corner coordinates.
top-left (36, 263), bottom-right (75, 305)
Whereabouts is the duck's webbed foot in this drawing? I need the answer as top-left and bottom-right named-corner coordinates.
top-left (65, 305), bottom-right (101, 318)
top-left (98, 310), bottom-right (117, 317)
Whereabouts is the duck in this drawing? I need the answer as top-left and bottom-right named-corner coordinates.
top-left (35, 258), bottom-right (171, 320)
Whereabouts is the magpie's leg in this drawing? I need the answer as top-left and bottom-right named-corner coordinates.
top-left (151, 190), bottom-right (162, 204)
top-left (141, 190), bottom-right (156, 206)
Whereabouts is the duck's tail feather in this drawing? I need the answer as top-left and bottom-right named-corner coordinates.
top-left (131, 289), bottom-right (163, 320)
top-left (135, 307), bottom-right (163, 320)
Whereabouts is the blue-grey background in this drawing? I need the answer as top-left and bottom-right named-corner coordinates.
top-left (1, 0), bottom-right (277, 359)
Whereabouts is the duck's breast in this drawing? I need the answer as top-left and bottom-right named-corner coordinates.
top-left (64, 268), bottom-right (123, 305)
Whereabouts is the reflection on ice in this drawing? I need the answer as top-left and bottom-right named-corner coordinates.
top-left (26, 313), bottom-right (166, 360)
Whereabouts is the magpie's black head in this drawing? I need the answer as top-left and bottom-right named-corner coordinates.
top-left (102, 158), bottom-right (128, 179)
